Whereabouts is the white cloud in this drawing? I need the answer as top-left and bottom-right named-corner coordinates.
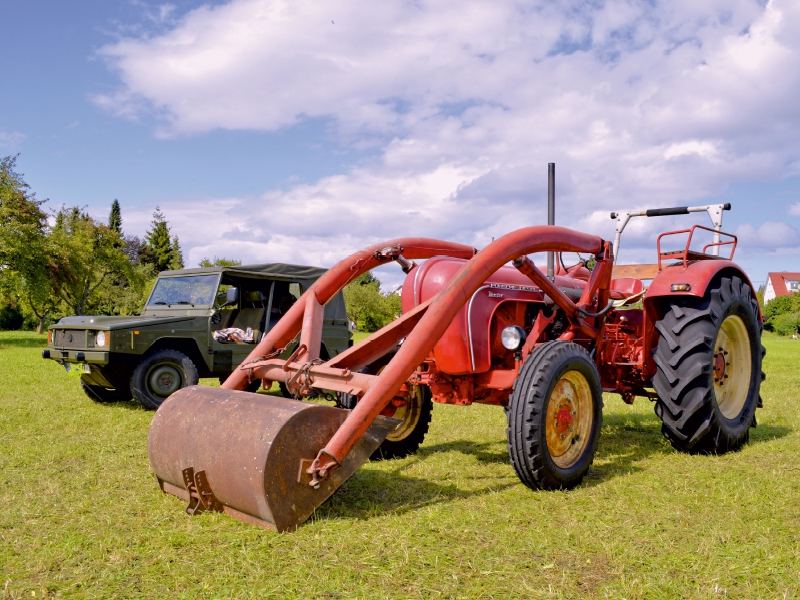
top-left (93, 0), bottom-right (800, 278)
top-left (0, 131), bottom-right (25, 151)
top-left (735, 220), bottom-right (800, 249)
top-left (789, 202), bottom-right (800, 216)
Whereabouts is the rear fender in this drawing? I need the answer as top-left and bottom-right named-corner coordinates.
top-left (642, 260), bottom-right (761, 378)
top-left (644, 260), bottom-right (761, 320)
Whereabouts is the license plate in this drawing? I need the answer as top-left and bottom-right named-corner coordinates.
top-left (64, 363), bottom-right (91, 376)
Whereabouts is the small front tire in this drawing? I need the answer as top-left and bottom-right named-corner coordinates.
top-left (507, 341), bottom-right (603, 490)
top-left (131, 349), bottom-right (199, 410)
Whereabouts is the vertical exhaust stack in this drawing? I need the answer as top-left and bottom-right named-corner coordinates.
top-left (547, 163), bottom-right (555, 281)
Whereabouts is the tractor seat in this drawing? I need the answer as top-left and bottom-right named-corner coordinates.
top-left (230, 291), bottom-right (268, 342)
top-left (609, 277), bottom-right (644, 303)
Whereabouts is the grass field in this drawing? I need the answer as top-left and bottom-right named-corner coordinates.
top-left (1, 330), bottom-right (798, 599)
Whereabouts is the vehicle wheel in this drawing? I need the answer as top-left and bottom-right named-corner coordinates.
top-left (506, 341), bottom-right (603, 490)
top-left (372, 383), bottom-right (433, 460)
top-left (131, 349), bottom-right (199, 410)
top-left (652, 275), bottom-right (765, 453)
top-left (337, 357), bottom-right (433, 460)
top-left (81, 381), bottom-right (131, 403)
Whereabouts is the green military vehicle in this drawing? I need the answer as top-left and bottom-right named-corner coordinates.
top-left (43, 263), bottom-right (351, 409)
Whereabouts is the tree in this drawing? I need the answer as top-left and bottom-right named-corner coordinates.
top-left (109, 199), bottom-right (122, 234)
top-left (0, 155), bottom-right (60, 332)
top-left (170, 235), bottom-right (185, 270)
top-left (763, 293), bottom-right (800, 333)
top-left (144, 207), bottom-right (174, 272)
top-left (343, 273), bottom-right (402, 332)
top-left (199, 256), bottom-right (242, 267)
top-left (50, 207), bottom-right (132, 316)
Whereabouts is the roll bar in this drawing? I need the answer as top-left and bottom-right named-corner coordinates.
top-left (610, 203), bottom-right (731, 263)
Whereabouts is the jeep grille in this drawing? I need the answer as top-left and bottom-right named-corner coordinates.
top-left (53, 329), bottom-right (94, 349)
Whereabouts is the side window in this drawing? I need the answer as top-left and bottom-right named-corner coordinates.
top-left (214, 283), bottom-right (236, 309)
top-left (271, 282), bottom-right (303, 320)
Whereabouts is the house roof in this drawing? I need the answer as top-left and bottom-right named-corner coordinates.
top-left (767, 272), bottom-right (800, 296)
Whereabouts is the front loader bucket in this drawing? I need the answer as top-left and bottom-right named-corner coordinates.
top-left (148, 386), bottom-right (398, 532)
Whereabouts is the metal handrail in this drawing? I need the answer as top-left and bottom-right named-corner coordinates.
top-left (656, 224), bottom-right (737, 270)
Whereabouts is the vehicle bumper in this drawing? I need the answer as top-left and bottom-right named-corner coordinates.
top-left (44, 348), bottom-right (110, 365)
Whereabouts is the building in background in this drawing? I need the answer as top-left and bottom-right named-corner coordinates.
top-left (764, 272), bottom-right (800, 303)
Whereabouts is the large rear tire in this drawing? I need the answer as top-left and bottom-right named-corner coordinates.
top-left (131, 349), bottom-right (199, 410)
top-left (507, 341), bottom-right (603, 490)
top-left (652, 275), bottom-right (765, 453)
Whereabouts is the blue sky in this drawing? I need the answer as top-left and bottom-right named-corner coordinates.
top-left (3, 0), bottom-right (800, 290)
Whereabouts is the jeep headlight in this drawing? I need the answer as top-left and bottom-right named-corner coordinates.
top-left (501, 325), bottom-right (526, 351)
top-left (96, 331), bottom-right (108, 347)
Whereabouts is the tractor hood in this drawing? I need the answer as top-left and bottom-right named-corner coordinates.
top-left (53, 315), bottom-right (194, 330)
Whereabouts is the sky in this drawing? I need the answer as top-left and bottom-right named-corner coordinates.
top-left (3, 0), bottom-right (800, 291)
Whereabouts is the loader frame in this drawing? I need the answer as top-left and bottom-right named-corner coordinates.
top-left (223, 226), bottom-right (614, 485)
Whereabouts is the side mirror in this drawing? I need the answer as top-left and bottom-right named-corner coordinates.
top-left (226, 287), bottom-right (239, 305)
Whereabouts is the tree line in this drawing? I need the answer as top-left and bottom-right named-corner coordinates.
top-left (0, 156), bottom-right (184, 332)
top-left (1, 156), bottom-right (401, 334)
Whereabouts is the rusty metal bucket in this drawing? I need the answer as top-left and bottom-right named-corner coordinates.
top-left (148, 386), bottom-right (398, 532)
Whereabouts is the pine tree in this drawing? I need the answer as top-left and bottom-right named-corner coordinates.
top-left (109, 199), bottom-right (122, 233)
top-left (144, 207), bottom-right (173, 272)
top-left (170, 235), bottom-right (185, 270)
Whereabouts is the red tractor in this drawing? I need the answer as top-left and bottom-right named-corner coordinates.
top-left (149, 202), bottom-right (764, 532)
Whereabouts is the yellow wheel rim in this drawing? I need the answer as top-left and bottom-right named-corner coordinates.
top-left (713, 314), bottom-right (752, 419)
top-left (386, 383), bottom-right (423, 442)
top-left (545, 371), bottom-right (594, 468)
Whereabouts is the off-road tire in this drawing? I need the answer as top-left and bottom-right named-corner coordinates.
top-left (131, 349), bottom-right (199, 410)
top-left (652, 275), bottom-right (765, 453)
top-left (507, 341), bottom-right (603, 490)
top-left (337, 356), bottom-right (433, 460)
top-left (81, 381), bottom-right (131, 403)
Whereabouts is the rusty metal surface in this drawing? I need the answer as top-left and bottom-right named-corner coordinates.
top-left (148, 386), bottom-right (398, 532)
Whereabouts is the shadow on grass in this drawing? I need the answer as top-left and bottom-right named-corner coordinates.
top-left (417, 440), bottom-right (509, 464)
top-left (749, 423), bottom-right (792, 444)
top-left (319, 467), bottom-right (516, 521)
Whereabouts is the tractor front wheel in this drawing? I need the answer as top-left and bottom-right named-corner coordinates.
top-left (652, 275), bottom-right (764, 453)
top-left (506, 341), bottom-right (603, 490)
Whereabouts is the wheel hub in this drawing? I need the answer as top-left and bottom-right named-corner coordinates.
top-left (713, 350), bottom-right (727, 383)
top-left (545, 371), bottom-right (593, 468)
top-left (555, 402), bottom-right (574, 434)
top-left (149, 365), bottom-right (182, 397)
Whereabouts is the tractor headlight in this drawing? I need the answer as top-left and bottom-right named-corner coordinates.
top-left (501, 325), bottom-right (526, 351)
top-left (96, 331), bottom-right (108, 347)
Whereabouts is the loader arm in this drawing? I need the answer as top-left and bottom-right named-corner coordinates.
top-left (301, 226), bottom-right (605, 484)
top-left (221, 237), bottom-right (478, 392)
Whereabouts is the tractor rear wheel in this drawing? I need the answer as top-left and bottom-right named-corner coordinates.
top-left (651, 275), bottom-right (765, 453)
top-left (506, 341), bottom-right (603, 490)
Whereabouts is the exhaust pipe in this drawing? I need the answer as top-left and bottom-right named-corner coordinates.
top-left (547, 162), bottom-right (555, 281)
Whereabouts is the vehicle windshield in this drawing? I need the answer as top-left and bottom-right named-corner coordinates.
top-left (147, 275), bottom-right (219, 307)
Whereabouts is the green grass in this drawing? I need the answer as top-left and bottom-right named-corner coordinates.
top-left (1, 330), bottom-right (799, 599)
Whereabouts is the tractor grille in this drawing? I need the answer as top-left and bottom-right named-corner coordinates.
top-left (53, 329), bottom-right (94, 349)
